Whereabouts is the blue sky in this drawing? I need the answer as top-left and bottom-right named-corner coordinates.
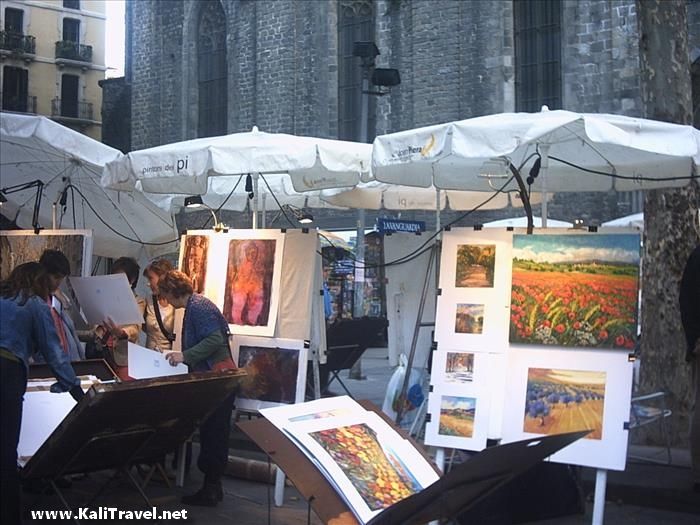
top-left (513, 234), bottom-right (641, 264)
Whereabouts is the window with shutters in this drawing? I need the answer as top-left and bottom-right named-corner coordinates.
top-left (197, 1), bottom-right (227, 138)
top-left (513, 0), bottom-right (562, 112)
top-left (338, 0), bottom-right (375, 142)
top-left (2, 66), bottom-right (28, 112)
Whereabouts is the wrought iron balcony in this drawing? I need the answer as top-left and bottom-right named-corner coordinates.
top-left (0, 31), bottom-right (36, 56)
top-left (51, 97), bottom-right (94, 121)
top-left (54, 40), bottom-right (92, 63)
top-left (0, 92), bottom-right (37, 114)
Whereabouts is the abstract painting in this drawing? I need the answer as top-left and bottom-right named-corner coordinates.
top-left (444, 352), bottom-right (475, 383)
top-left (223, 239), bottom-right (276, 327)
top-left (524, 368), bottom-right (606, 440)
top-left (438, 395), bottom-right (476, 438)
top-left (181, 234), bottom-right (209, 294)
top-left (455, 244), bottom-right (495, 287)
top-left (509, 233), bottom-right (640, 349)
top-left (233, 336), bottom-right (306, 411)
top-left (454, 304), bottom-right (484, 334)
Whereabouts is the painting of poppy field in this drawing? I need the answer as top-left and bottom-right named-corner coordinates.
top-left (310, 423), bottom-right (422, 511)
top-left (438, 396), bottom-right (476, 437)
top-left (509, 234), bottom-right (640, 349)
top-left (524, 368), bottom-right (606, 440)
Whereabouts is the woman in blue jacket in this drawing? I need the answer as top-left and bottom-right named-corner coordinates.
top-left (0, 262), bottom-right (82, 524)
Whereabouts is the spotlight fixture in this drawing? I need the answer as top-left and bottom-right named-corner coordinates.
top-left (184, 195), bottom-right (226, 232)
top-left (527, 155), bottom-right (542, 185)
top-left (0, 179), bottom-right (44, 233)
top-left (244, 173), bottom-right (254, 200)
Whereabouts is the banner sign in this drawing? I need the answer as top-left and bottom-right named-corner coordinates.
top-left (377, 218), bottom-right (425, 234)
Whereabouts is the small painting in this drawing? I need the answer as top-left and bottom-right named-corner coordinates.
top-left (182, 235), bottom-right (209, 294)
top-left (455, 303), bottom-right (484, 334)
top-left (509, 234), bottom-right (640, 349)
top-left (309, 423), bottom-right (422, 511)
top-left (438, 395), bottom-right (476, 437)
top-left (237, 344), bottom-right (301, 405)
top-left (223, 239), bottom-right (276, 327)
top-left (455, 244), bottom-right (495, 287)
top-left (523, 368), bottom-right (606, 440)
top-left (444, 352), bottom-right (475, 383)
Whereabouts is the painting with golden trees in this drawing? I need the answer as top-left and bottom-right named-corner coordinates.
top-left (455, 244), bottom-right (496, 287)
top-left (444, 352), bottom-right (475, 383)
top-left (455, 304), bottom-right (484, 334)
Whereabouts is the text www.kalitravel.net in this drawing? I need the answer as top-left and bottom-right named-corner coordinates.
top-left (30, 507), bottom-right (188, 521)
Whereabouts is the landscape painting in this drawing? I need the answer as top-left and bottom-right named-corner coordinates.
top-left (509, 234), bottom-right (640, 349)
top-left (455, 244), bottom-right (496, 287)
top-left (309, 423), bottom-right (422, 511)
top-left (444, 352), bottom-right (475, 383)
top-left (523, 368), bottom-right (606, 440)
top-left (438, 395), bottom-right (476, 437)
top-left (455, 303), bottom-right (484, 334)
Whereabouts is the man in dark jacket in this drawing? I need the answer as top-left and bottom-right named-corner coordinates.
top-left (680, 244), bottom-right (700, 492)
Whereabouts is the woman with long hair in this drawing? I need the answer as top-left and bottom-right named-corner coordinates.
top-left (0, 262), bottom-right (82, 524)
top-left (159, 270), bottom-right (236, 507)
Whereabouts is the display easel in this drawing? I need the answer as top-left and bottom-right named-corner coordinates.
top-left (21, 370), bottom-right (245, 524)
top-left (238, 399), bottom-right (587, 525)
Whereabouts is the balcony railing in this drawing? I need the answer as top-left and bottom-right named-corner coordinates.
top-left (55, 40), bottom-right (92, 63)
top-left (0, 31), bottom-right (36, 55)
top-left (51, 97), bottom-right (93, 121)
top-left (0, 92), bottom-right (37, 114)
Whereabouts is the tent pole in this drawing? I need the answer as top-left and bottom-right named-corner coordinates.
top-left (435, 189), bottom-right (441, 232)
top-left (540, 143), bottom-right (550, 228)
top-left (261, 193), bottom-right (267, 228)
top-left (252, 173), bottom-right (259, 229)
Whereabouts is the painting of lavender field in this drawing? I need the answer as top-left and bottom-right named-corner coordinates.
top-left (524, 368), bottom-right (606, 440)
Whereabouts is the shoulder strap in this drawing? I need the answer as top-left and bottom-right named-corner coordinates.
top-left (153, 295), bottom-right (176, 342)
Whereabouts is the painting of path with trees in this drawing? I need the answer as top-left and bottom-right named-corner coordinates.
top-left (444, 352), bottom-right (475, 383)
top-left (523, 368), bottom-right (606, 440)
top-left (439, 396), bottom-right (476, 437)
top-left (455, 244), bottom-right (496, 287)
top-left (509, 234), bottom-right (640, 349)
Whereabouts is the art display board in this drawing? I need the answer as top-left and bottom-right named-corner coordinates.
top-left (232, 336), bottom-right (308, 410)
top-left (435, 229), bottom-right (513, 351)
top-left (500, 347), bottom-right (633, 471)
top-left (179, 229), bottom-right (286, 337)
top-left (261, 397), bottom-right (439, 524)
top-left (425, 227), bottom-right (640, 471)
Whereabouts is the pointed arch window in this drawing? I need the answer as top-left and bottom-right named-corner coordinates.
top-left (338, 0), bottom-right (375, 141)
top-left (197, 2), bottom-right (227, 137)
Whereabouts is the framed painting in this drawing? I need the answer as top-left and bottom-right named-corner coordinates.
top-left (424, 383), bottom-right (490, 451)
top-left (435, 229), bottom-right (513, 351)
top-left (509, 233), bottom-right (641, 349)
top-left (429, 350), bottom-right (492, 387)
top-left (232, 336), bottom-right (307, 411)
top-left (500, 347), bottom-right (633, 471)
top-left (179, 233), bottom-right (210, 294)
top-left (285, 411), bottom-right (439, 524)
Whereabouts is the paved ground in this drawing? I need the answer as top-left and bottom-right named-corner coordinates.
top-left (21, 348), bottom-right (700, 524)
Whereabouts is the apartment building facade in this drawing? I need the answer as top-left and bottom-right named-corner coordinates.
top-left (0, 0), bottom-right (106, 139)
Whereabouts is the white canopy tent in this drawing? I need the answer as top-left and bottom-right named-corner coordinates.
top-left (483, 216), bottom-right (572, 228)
top-left (372, 109), bottom-right (700, 225)
top-left (0, 113), bottom-right (178, 258)
top-left (602, 213), bottom-right (644, 229)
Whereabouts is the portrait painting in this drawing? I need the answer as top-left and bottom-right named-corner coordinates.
top-left (455, 244), bottom-right (496, 287)
top-left (438, 395), bottom-right (476, 438)
top-left (523, 368), bottom-right (606, 440)
top-left (181, 235), bottom-right (209, 294)
top-left (223, 239), bottom-right (277, 328)
top-left (454, 304), bottom-right (484, 334)
top-left (509, 233), bottom-right (641, 349)
top-left (444, 352), bottom-right (475, 383)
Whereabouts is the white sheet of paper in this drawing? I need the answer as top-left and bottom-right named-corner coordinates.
top-left (18, 391), bottom-right (76, 465)
top-left (127, 342), bottom-right (188, 379)
top-left (70, 274), bottom-right (143, 325)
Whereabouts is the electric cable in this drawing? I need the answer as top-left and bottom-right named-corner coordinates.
top-left (200, 174), bottom-right (243, 228)
top-left (258, 173), bottom-right (297, 227)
